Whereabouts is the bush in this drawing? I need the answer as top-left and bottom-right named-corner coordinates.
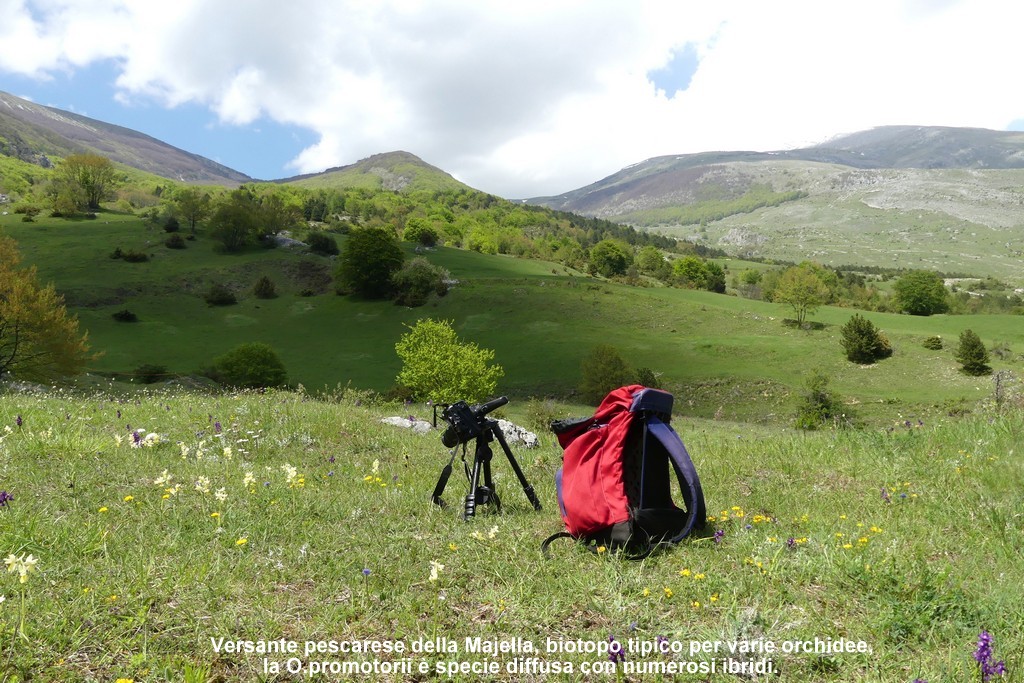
top-left (204, 283), bottom-right (237, 306)
top-left (636, 367), bottom-right (662, 389)
top-left (391, 257), bottom-right (449, 307)
top-left (121, 250), bottom-right (149, 263)
top-left (110, 247), bottom-right (123, 260)
top-left (922, 335), bottom-right (944, 350)
top-left (394, 319), bottom-right (503, 403)
top-left (307, 232), bottom-right (339, 256)
top-left (165, 234), bottom-right (187, 249)
top-left (253, 275), bottom-right (278, 299)
top-left (112, 309), bottom-right (138, 323)
top-left (164, 216), bottom-right (180, 233)
top-left (134, 364), bottom-right (170, 384)
top-left (954, 329), bottom-right (991, 376)
top-left (403, 218), bottom-right (439, 247)
top-left (794, 371), bottom-right (848, 430)
top-left (207, 342), bottom-right (288, 389)
top-left (840, 314), bottom-right (893, 364)
top-left (579, 344), bottom-right (632, 405)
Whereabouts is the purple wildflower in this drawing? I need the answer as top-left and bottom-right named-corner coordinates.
top-left (881, 487), bottom-right (891, 503)
top-left (116, 410), bottom-right (121, 419)
top-left (132, 431), bottom-right (142, 445)
top-left (974, 630), bottom-right (1006, 682)
top-left (656, 635), bottom-right (669, 654)
top-left (214, 421), bottom-right (222, 434)
top-left (713, 529), bottom-right (725, 544)
top-left (362, 568), bottom-right (371, 577)
top-left (0, 490), bottom-right (13, 507)
top-left (607, 635), bottom-right (625, 664)
top-left (328, 455), bottom-right (336, 464)
top-left (15, 415), bottom-right (22, 427)
top-left (786, 537), bottom-right (796, 549)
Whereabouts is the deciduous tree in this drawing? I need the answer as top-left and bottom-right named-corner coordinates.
top-left (53, 153), bottom-right (120, 211)
top-left (0, 236), bottom-right (90, 380)
top-left (334, 227), bottom-right (404, 298)
top-left (773, 265), bottom-right (830, 327)
top-left (395, 319), bottom-right (503, 403)
top-left (894, 270), bottom-right (949, 316)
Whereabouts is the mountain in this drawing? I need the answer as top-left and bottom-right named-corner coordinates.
top-left (278, 150), bottom-right (472, 194)
top-left (528, 126), bottom-right (1024, 280)
top-left (0, 90), bottom-right (251, 185)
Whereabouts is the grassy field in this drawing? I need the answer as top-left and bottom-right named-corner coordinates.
top-left (3, 210), bottom-right (1024, 427)
top-left (0, 388), bottom-right (1021, 681)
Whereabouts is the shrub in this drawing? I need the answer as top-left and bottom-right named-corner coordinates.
top-left (112, 309), bottom-right (138, 323)
top-left (165, 234), bottom-right (187, 249)
top-left (306, 232), bottom-right (339, 256)
top-left (164, 216), bottom-right (180, 233)
top-left (134, 364), bottom-right (170, 384)
top-left (403, 218), bottom-right (439, 247)
top-left (840, 314), bottom-right (893, 364)
top-left (922, 335), bottom-right (944, 350)
top-left (253, 275), bottom-right (278, 299)
top-left (394, 318), bottom-right (503, 403)
top-left (121, 250), bottom-right (149, 263)
top-left (636, 367), bottom-right (662, 389)
top-left (794, 371), bottom-right (848, 430)
top-left (110, 247), bottom-right (123, 260)
top-left (207, 342), bottom-right (288, 389)
top-left (391, 257), bottom-right (449, 307)
top-left (894, 270), bottom-right (949, 315)
top-left (954, 329), bottom-right (991, 376)
top-left (579, 344), bottom-right (632, 405)
top-left (204, 283), bottom-right (237, 306)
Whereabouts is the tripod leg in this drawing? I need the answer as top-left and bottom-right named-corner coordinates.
top-left (483, 458), bottom-right (501, 512)
top-left (491, 424), bottom-right (543, 511)
top-left (463, 455), bottom-right (483, 521)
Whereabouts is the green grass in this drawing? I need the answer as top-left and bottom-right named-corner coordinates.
top-left (4, 211), bottom-right (1024, 427)
top-left (0, 388), bottom-right (1021, 681)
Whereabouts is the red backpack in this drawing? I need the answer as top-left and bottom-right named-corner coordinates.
top-left (543, 385), bottom-right (706, 557)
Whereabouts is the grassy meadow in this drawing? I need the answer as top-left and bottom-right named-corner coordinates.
top-left (0, 388), bottom-right (1022, 681)
top-left (3, 210), bottom-right (1023, 428)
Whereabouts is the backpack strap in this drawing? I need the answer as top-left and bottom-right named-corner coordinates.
top-left (645, 416), bottom-right (706, 542)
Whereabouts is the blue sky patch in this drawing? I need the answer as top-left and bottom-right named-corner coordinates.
top-left (647, 43), bottom-right (700, 98)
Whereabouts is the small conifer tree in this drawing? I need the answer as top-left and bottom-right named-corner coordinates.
top-left (954, 329), bottom-right (991, 375)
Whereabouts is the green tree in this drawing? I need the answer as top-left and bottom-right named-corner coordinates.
top-left (0, 236), bottom-right (90, 380)
top-left (335, 227), bottom-right (405, 298)
top-left (391, 257), bottom-right (449, 307)
top-left (954, 329), bottom-right (991, 375)
top-left (579, 344), bottom-right (632, 405)
top-left (52, 153), bottom-right (120, 211)
top-left (209, 188), bottom-right (259, 252)
top-left (673, 256), bottom-right (709, 289)
top-left (840, 314), bottom-right (893, 364)
top-left (402, 217), bottom-right (439, 247)
top-left (208, 342), bottom-right (287, 388)
top-left (588, 239), bottom-right (633, 278)
top-left (173, 187), bottom-right (211, 234)
top-left (774, 265), bottom-right (830, 327)
top-left (394, 319), bottom-right (503, 403)
top-left (894, 270), bottom-right (949, 316)
top-left (636, 245), bottom-right (665, 274)
top-left (704, 261), bottom-right (727, 293)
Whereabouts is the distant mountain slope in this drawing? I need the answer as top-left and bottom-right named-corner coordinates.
top-left (0, 90), bottom-right (251, 185)
top-left (279, 150), bottom-right (473, 193)
top-left (528, 126), bottom-right (1024, 280)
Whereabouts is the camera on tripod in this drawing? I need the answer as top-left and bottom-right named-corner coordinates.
top-left (440, 396), bottom-right (507, 448)
top-left (431, 396), bottom-right (542, 520)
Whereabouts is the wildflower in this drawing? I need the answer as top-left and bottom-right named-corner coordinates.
top-left (243, 472), bottom-right (256, 488)
top-left (487, 526), bottom-right (499, 539)
top-left (974, 630), bottom-right (1006, 682)
top-left (642, 588), bottom-right (651, 597)
top-left (710, 593), bottom-right (720, 603)
top-left (4, 554), bottom-right (38, 584)
top-left (448, 543), bottom-right (458, 551)
top-left (663, 587), bottom-right (673, 599)
top-left (596, 546), bottom-right (607, 554)
top-left (428, 560), bottom-right (444, 582)
top-left (607, 634), bottom-right (625, 664)
top-left (98, 506), bottom-right (109, 513)
top-left (679, 568), bottom-right (691, 577)
top-left (881, 487), bottom-right (891, 503)
top-left (223, 446), bottom-right (233, 459)
top-left (195, 476), bottom-right (210, 494)
top-left (123, 495), bottom-right (134, 503)
top-left (235, 538), bottom-right (248, 546)
top-left (371, 459), bottom-right (380, 475)
top-left (0, 491), bottom-right (13, 508)
top-left (15, 416), bottom-right (22, 428)
top-left (210, 512), bottom-right (220, 518)
top-left (713, 529), bottom-right (725, 544)
top-left (214, 421), bottom-right (222, 434)
top-left (115, 678), bottom-right (134, 683)
top-left (215, 488), bottom-right (228, 502)
top-left (154, 470), bottom-right (172, 487)
top-left (362, 568), bottom-right (371, 577)
top-left (691, 600), bottom-right (701, 609)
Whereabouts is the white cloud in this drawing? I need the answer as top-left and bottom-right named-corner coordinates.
top-left (2, 0), bottom-right (1024, 196)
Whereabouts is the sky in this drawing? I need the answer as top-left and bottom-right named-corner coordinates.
top-left (2, 0), bottom-right (1024, 198)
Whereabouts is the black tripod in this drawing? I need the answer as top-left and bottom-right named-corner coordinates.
top-left (432, 412), bottom-right (542, 520)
